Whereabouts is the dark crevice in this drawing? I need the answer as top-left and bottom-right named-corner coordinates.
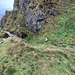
top-left (37, 18), bottom-right (45, 22)
top-left (10, 32), bottom-right (27, 39)
top-left (17, 32), bottom-right (27, 38)
top-left (50, 12), bottom-right (58, 16)
top-left (5, 34), bottom-right (9, 38)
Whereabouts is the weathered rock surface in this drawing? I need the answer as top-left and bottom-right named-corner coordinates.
top-left (19, 0), bottom-right (33, 13)
top-left (26, 9), bottom-right (45, 33)
top-left (0, 10), bottom-right (11, 28)
top-left (0, 0), bottom-right (75, 33)
top-left (12, 0), bottom-right (61, 33)
top-left (13, 0), bottom-right (19, 11)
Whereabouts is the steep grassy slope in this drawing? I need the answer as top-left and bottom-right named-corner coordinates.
top-left (1, 0), bottom-right (75, 46)
top-left (0, 0), bottom-right (75, 75)
top-left (0, 37), bottom-right (75, 75)
top-left (28, 4), bottom-right (75, 46)
top-left (28, 0), bottom-right (75, 46)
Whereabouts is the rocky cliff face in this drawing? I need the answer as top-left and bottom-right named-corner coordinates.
top-left (0, 0), bottom-right (75, 33)
top-left (13, 0), bottom-right (19, 11)
top-left (13, 0), bottom-right (60, 33)
top-left (13, 0), bottom-right (46, 33)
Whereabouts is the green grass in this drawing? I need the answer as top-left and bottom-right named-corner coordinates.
top-left (27, 4), bottom-right (75, 46)
top-left (2, 0), bottom-right (75, 47)
top-left (0, 37), bottom-right (75, 75)
top-left (0, 1), bottom-right (75, 75)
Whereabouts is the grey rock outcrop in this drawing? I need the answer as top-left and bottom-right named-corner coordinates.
top-left (19, 0), bottom-right (33, 13)
top-left (13, 0), bottom-right (45, 33)
top-left (0, 0), bottom-right (63, 33)
top-left (13, 0), bottom-right (19, 11)
top-left (13, 0), bottom-right (33, 12)
top-left (26, 9), bottom-right (45, 33)
top-left (0, 10), bottom-right (11, 28)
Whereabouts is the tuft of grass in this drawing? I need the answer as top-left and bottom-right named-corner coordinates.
top-left (0, 37), bottom-right (75, 75)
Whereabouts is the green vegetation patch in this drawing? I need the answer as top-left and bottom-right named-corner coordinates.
top-left (0, 37), bottom-right (75, 75)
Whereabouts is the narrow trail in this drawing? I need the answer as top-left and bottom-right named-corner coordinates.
top-left (43, 41), bottom-right (75, 47)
